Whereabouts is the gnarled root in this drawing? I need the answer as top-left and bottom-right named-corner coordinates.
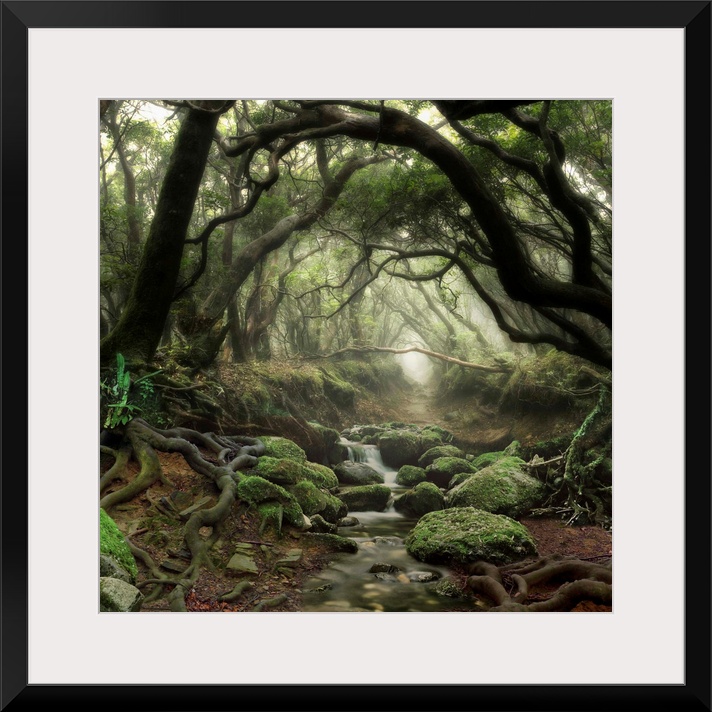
top-left (100, 418), bottom-right (265, 610)
top-left (467, 555), bottom-right (612, 612)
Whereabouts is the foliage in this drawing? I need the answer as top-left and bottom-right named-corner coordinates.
top-left (100, 353), bottom-right (162, 429)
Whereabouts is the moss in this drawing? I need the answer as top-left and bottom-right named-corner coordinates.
top-left (336, 484), bottom-right (392, 512)
top-left (395, 465), bottom-right (427, 487)
top-left (379, 421), bottom-right (420, 431)
top-left (426, 457), bottom-right (475, 478)
top-left (289, 480), bottom-right (330, 517)
top-left (300, 461), bottom-right (339, 490)
top-left (261, 436), bottom-right (307, 462)
top-left (498, 350), bottom-right (604, 413)
top-left (304, 532), bottom-right (359, 553)
top-left (100, 509), bottom-right (138, 583)
top-left (446, 458), bottom-right (545, 519)
top-left (237, 476), bottom-right (304, 527)
top-left (257, 502), bottom-right (284, 536)
top-left (393, 481), bottom-right (445, 517)
top-left (253, 456), bottom-right (305, 485)
top-left (418, 445), bottom-right (465, 469)
top-left (419, 429), bottom-right (443, 452)
top-left (287, 479), bottom-right (345, 521)
top-left (378, 429), bottom-right (421, 468)
top-left (421, 425), bottom-right (454, 443)
top-left (521, 433), bottom-right (575, 461)
top-left (404, 507), bottom-right (538, 565)
top-left (308, 422), bottom-right (341, 448)
top-left (321, 372), bottom-right (356, 407)
top-left (448, 470), bottom-right (477, 489)
top-left (471, 451), bottom-right (506, 471)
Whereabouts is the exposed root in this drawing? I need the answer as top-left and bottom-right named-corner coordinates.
top-left (100, 444), bottom-right (132, 493)
top-left (466, 554), bottom-right (612, 611)
top-left (100, 417), bottom-right (266, 610)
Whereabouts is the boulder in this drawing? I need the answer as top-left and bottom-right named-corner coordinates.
top-left (445, 457), bottom-right (546, 519)
top-left (99, 577), bottom-right (143, 612)
top-left (424, 457), bottom-right (476, 488)
top-left (377, 430), bottom-right (422, 468)
top-left (333, 460), bottom-right (384, 486)
top-left (100, 509), bottom-right (138, 585)
top-left (289, 480), bottom-right (346, 523)
top-left (237, 476), bottom-right (305, 530)
top-left (395, 465), bottom-right (427, 487)
top-left (393, 482), bottom-right (445, 517)
top-left (418, 445), bottom-right (465, 469)
top-left (260, 436), bottom-right (308, 462)
top-left (99, 554), bottom-right (133, 584)
top-left (404, 507), bottom-right (538, 565)
top-left (336, 484), bottom-right (392, 512)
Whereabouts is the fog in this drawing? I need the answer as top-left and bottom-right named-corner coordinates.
top-left (396, 351), bottom-right (434, 385)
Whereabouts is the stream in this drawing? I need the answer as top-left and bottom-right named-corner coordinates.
top-left (301, 440), bottom-right (474, 612)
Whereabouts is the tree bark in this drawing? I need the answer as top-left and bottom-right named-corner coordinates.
top-left (100, 105), bottom-right (225, 364)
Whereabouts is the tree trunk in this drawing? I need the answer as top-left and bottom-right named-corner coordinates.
top-left (100, 105), bottom-right (223, 364)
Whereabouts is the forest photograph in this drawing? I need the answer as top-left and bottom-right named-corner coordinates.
top-left (99, 98), bottom-right (613, 615)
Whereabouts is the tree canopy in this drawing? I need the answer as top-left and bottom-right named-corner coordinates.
top-left (100, 99), bottom-right (612, 371)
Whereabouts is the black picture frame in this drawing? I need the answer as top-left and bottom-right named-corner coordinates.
top-left (2, 1), bottom-right (709, 710)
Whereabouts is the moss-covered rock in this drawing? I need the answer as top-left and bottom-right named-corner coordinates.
top-left (380, 421), bottom-right (420, 431)
top-left (309, 422), bottom-right (340, 448)
top-left (253, 456), bottom-right (305, 485)
top-left (100, 509), bottom-right (138, 584)
top-left (471, 451), bottom-right (506, 471)
top-left (301, 461), bottom-right (339, 490)
top-left (333, 460), bottom-right (384, 486)
top-left (445, 457), bottom-right (546, 519)
top-left (336, 484), bottom-right (392, 512)
top-left (378, 429), bottom-right (422, 468)
top-left (261, 436), bottom-right (307, 462)
top-left (421, 425), bottom-right (454, 443)
top-left (448, 470), bottom-right (477, 489)
top-left (237, 476), bottom-right (305, 529)
top-left (418, 445), bottom-right (465, 469)
top-left (395, 465), bottom-right (427, 487)
top-left (503, 440), bottom-right (524, 458)
top-left (303, 532), bottom-right (359, 553)
top-left (425, 457), bottom-right (476, 488)
top-left (393, 481), bottom-right (445, 517)
top-left (404, 507), bottom-right (538, 565)
top-left (288, 480), bottom-right (346, 523)
top-left (309, 422), bottom-right (346, 465)
top-left (289, 480), bottom-right (330, 517)
top-left (419, 429), bottom-right (443, 452)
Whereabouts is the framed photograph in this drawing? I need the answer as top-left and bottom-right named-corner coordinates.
top-left (4, 1), bottom-right (709, 709)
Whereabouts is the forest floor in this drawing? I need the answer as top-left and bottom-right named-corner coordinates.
top-left (109, 369), bottom-right (611, 613)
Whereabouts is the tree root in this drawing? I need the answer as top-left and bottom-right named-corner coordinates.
top-left (100, 418), bottom-right (266, 610)
top-left (467, 555), bottom-right (612, 611)
top-left (99, 444), bottom-right (132, 493)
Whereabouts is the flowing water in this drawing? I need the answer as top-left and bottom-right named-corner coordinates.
top-left (301, 440), bottom-right (474, 612)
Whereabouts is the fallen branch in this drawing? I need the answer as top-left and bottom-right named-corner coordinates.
top-left (308, 345), bottom-right (510, 373)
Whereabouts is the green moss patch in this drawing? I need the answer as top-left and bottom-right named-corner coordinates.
top-left (418, 445), bottom-right (465, 469)
top-left (100, 508), bottom-right (138, 583)
top-left (404, 507), bottom-right (538, 565)
top-left (395, 465), bottom-right (427, 487)
top-left (261, 436), bottom-right (307, 462)
top-left (446, 457), bottom-right (545, 519)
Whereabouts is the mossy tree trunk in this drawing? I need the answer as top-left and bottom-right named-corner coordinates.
top-left (100, 103), bottom-right (228, 365)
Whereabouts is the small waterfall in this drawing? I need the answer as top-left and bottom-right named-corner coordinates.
top-left (301, 437), bottom-right (472, 612)
top-left (340, 438), bottom-right (398, 488)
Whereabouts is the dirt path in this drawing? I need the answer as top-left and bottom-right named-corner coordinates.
top-left (400, 383), bottom-right (441, 426)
